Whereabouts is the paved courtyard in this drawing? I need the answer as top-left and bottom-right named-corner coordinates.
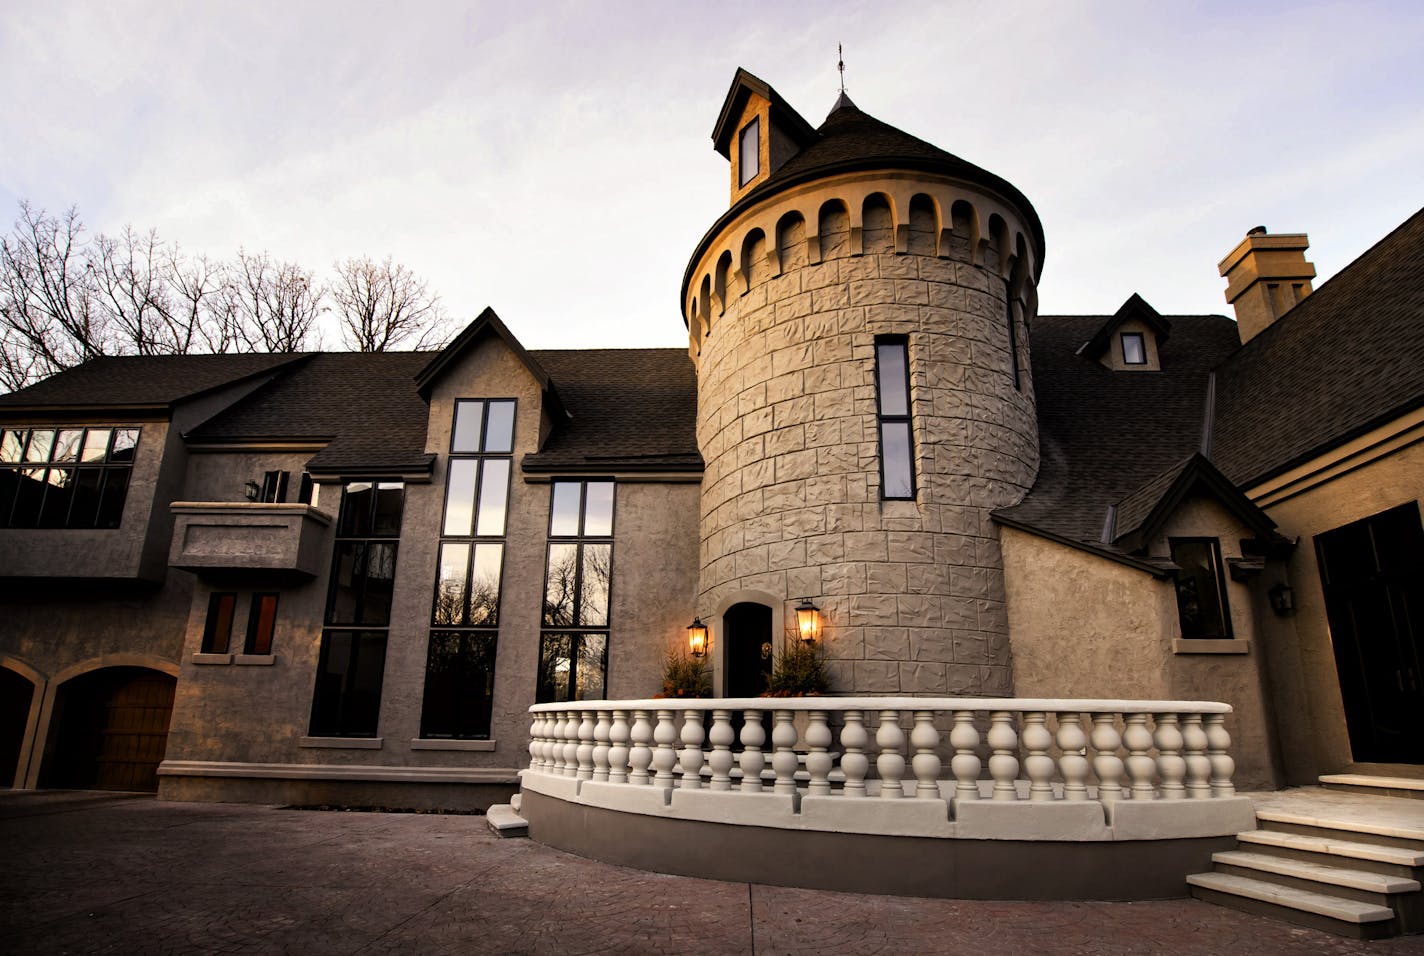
top-left (2, 792), bottom-right (1423, 955)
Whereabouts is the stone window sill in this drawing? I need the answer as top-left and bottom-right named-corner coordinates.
top-left (234, 654), bottom-right (276, 666)
top-left (191, 653), bottom-right (232, 665)
top-left (299, 736), bottom-right (383, 750)
top-left (1172, 639), bottom-right (1249, 655)
top-left (410, 738), bottom-right (497, 752)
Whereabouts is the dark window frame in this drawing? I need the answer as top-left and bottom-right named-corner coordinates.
top-left (0, 425), bottom-right (139, 529)
top-left (1005, 280), bottom-right (1022, 390)
top-left (537, 479), bottom-right (616, 704)
top-left (260, 470), bottom-right (290, 503)
top-left (419, 399), bottom-right (517, 740)
top-left (873, 336), bottom-right (917, 501)
top-left (202, 592), bottom-right (238, 654)
top-left (1121, 331), bottom-right (1147, 366)
top-left (738, 118), bottom-right (760, 187)
top-left (1169, 537), bottom-right (1234, 639)
top-left (245, 592), bottom-right (280, 655)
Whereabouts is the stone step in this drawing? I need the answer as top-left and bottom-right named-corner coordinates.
top-left (1211, 850), bottom-right (1420, 896)
top-left (1320, 774), bottom-right (1424, 801)
top-left (1256, 808), bottom-right (1424, 850)
top-left (1187, 872), bottom-right (1397, 940)
top-left (1238, 827), bottom-right (1424, 875)
top-left (485, 803), bottom-right (528, 838)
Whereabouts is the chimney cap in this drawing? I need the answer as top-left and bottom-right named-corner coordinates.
top-left (1247, 225), bottom-right (1268, 237)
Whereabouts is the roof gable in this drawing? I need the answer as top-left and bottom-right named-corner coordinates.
top-left (414, 307), bottom-right (565, 419)
top-left (710, 67), bottom-right (817, 159)
top-left (1110, 453), bottom-right (1283, 554)
top-left (1077, 293), bottom-right (1172, 360)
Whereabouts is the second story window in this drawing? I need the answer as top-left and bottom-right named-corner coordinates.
top-left (738, 118), bottom-right (760, 186)
top-left (1170, 538), bottom-right (1233, 639)
top-left (538, 479), bottom-right (615, 703)
top-left (419, 398), bottom-right (516, 740)
top-left (309, 481), bottom-right (404, 738)
top-left (874, 338), bottom-right (916, 500)
top-left (0, 426), bottom-right (139, 529)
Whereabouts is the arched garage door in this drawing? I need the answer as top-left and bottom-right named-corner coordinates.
top-left (1, 667), bottom-right (35, 787)
top-left (41, 667), bottom-right (176, 792)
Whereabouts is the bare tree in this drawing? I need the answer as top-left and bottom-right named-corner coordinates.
top-left (222, 249), bottom-right (324, 353)
top-left (331, 255), bottom-right (450, 351)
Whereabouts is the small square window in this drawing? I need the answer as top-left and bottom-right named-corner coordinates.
top-left (738, 118), bottom-right (760, 187)
top-left (1121, 332), bottom-right (1147, 365)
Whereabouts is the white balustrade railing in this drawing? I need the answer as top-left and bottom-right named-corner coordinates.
top-left (524, 697), bottom-right (1237, 807)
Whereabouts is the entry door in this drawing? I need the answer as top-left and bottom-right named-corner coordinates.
top-left (724, 602), bottom-right (773, 698)
top-left (1315, 502), bottom-right (1424, 764)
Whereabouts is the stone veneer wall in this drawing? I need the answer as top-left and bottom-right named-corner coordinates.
top-left (689, 175), bottom-right (1040, 695)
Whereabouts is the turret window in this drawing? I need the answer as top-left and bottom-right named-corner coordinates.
top-left (874, 337), bottom-right (916, 500)
top-left (738, 118), bottom-right (760, 187)
top-left (1121, 332), bottom-right (1147, 365)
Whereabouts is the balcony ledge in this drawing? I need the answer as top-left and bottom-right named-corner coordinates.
top-left (169, 502), bottom-right (332, 579)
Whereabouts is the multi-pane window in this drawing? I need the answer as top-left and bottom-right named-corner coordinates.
top-left (1121, 332), bottom-right (1147, 365)
top-left (202, 593), bottom-right (238, 654)
top-left (874, 338), bottom-right (916, 500)
top-left (0, 426), bottom-right (139, 528)
top-left (1170, 538), bottom-right (1233, 639)
top-left (538, 480), bottom-right (614, 703)
top-left (738, 118), bottom-right (760, 186)
top-left (419, 399), bottom-right (515, 740)
top-left (310, 481), bottom-right (404, 737)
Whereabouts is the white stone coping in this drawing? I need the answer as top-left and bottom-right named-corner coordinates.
top-left (158, 759), bottom-right (519, 785)
top-left (170, 501), bottom-right (333, 524)
top-left (1172, 639), bottom-right (1250, 655)
top-left (519, 769), bottom-right (1257, 842)
top-left (528, 696), bottom-right (1233, 714)
top-left (410, 738), bottom-right (497, 752)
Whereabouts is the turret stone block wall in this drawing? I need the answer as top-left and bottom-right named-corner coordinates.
top-left (688, 175), bottom-right (1040, 695)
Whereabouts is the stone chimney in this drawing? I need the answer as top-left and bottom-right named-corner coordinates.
top-left (1218, 226), bottom-right (1316, 344)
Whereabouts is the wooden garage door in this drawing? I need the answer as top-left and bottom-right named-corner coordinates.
top-left (45, 668), bottom-right (175, 792)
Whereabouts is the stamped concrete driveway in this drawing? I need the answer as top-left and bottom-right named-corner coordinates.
top-left (3, 792), bottom-right (1423, 955)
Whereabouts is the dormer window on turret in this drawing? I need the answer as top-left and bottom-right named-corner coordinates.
top-left (738, 119), bottom-right (759, 186)
top-left (711, 68), bottom-right (818, 205)
top-left (1121, 332), bottom-right (1147, 365)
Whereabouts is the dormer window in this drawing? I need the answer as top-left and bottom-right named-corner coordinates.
top-left (738, 119), bottom-right (760, 186)
top-left (1121, 332), bottom-right (1146, 365)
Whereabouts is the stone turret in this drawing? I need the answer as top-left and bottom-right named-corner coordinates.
top-left (683, 70), bottom-right (1044, 697)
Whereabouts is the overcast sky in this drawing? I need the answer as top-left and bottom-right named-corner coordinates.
top-left (3, 1), bottom-right (1421, 351)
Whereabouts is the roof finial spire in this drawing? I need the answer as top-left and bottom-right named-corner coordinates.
top-left (837, 43), bottom-right (846, 93)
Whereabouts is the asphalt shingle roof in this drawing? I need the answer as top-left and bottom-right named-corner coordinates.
top-left (1211, 206), bottom-right (1424, 487)
top-left (0, 353), bottom-right (303, 409)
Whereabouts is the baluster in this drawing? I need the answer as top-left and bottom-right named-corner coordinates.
top-left (840, 710), bottom-right (869, 797)
top-left (592, 712), bottom-right (612, 782)
top-left (563, 711), bottom-right (581, 778)
top-left (1181, 713), bottom-right (1211, 799)
top-left (771, 710), bottom-right (799, 795)
top-left (1056, 712), bottom-right (1089, 801)
top-left (548, 712), bottom-right (566, 775)
top-left (528, 713), bottom-right (544, 771)
top-left (806, 710), bottom-right (833, 796)
top-left (1091, 713), bottom-right (1125, 805)
top-left (576, 711), bottom-right (596, 781)
top-left (949, 710), bottom-right (981, 801)
top-left (739, 709), bottom-right (766, 792)
top-left (708, 710), bottom-right (735, 791)
top-left (608, 710), bottom-right (630, 785)
top-left (1124, 713), bottom-right (1157, 799)
top-left (628, 709), bottom-right (654, 785)
top-left (1154, 713), bottom-right (1185, 799)
top-left (910, 711), bottom-right (942, 799)
top-left (679, 710), bottom-right (706, 789)
top-left (1023, 711), bottom-right (1055, 801)
top-left (876, 710), bottom-right (906, 799)
top-left (652, 709), bottom-right (679, 788)
top-left (1205, 714), bottom-right (1236, 797)
top-left (988, 711), bottom-right (1019, 801)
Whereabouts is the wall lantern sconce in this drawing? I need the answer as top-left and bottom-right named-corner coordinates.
top-left (244, 480), bottom-right (261, 502)
top-left (687, 617), bottom-right (708, 658)
top-left (795, 598), bottom-right (821, 645)
top-left (1268, 583), bottom-right (1295, 616)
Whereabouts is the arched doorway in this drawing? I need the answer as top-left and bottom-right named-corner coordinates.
top-left (40, 667), bottom-right (176, 792)
top-left (724, 601), bottom-right (774, 698)
top-left (1, 667), bottom-right (35, 787)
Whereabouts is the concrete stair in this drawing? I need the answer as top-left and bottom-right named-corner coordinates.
top-left (1187, 786), bottom-right (1424, 939)
top-left (485, 800), bottom-right (528, 838)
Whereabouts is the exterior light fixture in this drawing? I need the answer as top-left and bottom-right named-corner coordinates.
top-left (244, 480), bottom-right (261, 502)
top-left (1268, 582), bottom-right (1295, 616)
top-left (687, 617), bottom-right (708, 658)
top-left (794, 598), bottom-right (821, 645)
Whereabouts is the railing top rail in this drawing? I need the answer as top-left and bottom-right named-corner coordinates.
top-left (527, 696), bottom-right (1232, 715)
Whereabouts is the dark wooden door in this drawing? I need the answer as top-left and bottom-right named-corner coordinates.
top-left (724, 602), bottom-right (773, 698)
top-left (1, 667), bottom-right (34, 787)
top-left (1316, 502), bottom-right (1424, 764)
top-left (43, 668), bottom-right (176, 792)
